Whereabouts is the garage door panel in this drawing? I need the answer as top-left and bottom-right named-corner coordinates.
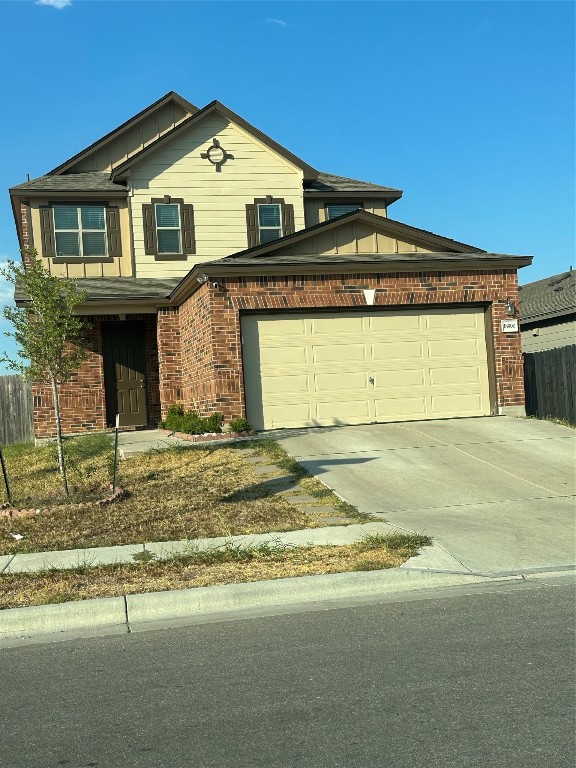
top-left (242, 308), bottom-right (491, 430)
top-left (313, 343), bottom-right (367, 363)
top-left (374, 396), bottom-right (428, 418)
top-left (315, 372), bottom-right (368, 392)
top-left (428, 338), bottom-right (482, 358)
top-left (316, 400), bottom-right (371, 422)
top-left (371, 341), bottom-right (424, 360)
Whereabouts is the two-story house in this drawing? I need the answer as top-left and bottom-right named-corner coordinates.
top-left (9, 91), bottom-right (531, 439)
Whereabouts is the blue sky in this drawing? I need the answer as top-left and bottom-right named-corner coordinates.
top-left (0, 0), bottom-right (574, 373)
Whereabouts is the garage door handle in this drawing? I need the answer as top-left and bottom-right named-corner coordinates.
top-left (368, 376), bottom-right (374, 385)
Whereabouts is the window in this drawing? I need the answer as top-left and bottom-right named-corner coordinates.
top-left (326, 203), bottom-right (363, 220)
top-left (54, 204), bottom-right (107, 257)
top-left (155, 203), bottom-right (181, 254)
top-left (258, 204), bottom-right (282, 244)
top-left (142, 198), bottom-right (195, 259)
top-left (245, 197), bottom-right (295, 248)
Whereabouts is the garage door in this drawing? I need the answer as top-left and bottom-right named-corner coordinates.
top-left (242, 308), bottom-right (492, 430)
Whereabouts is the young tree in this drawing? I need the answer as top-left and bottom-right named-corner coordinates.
top-left (1, 249), bottom-right (89, 497)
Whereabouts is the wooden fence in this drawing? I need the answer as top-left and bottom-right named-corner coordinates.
top-left (0, 375), bottom-right (34, 445)
top-left (523, 345), bottom-right (576, 426)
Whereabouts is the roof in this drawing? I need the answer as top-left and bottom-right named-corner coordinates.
top-left (48, 91), bottom-right (198, 175)
top-left (208, 252), bottom-right (529, 268)
top-left (14, 277), bottom-right (180, 304)
top-left (111, 100), bottom-right (318, 181)
top-left (224, 209), bottom-right (487, 260)
top-left (305, 171), bottom-right (402, 195)
top-left (519, 269), bottom-right (576, 324)
top-left (10, 172), bottom-right (127, 194)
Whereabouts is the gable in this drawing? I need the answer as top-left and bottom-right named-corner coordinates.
top-left (225, 211), bottom-right (485, 262)
top-left (50, 92), bottom-right (197, 175)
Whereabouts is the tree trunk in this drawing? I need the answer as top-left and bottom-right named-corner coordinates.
top-left (50, 375), bottom-right (69, 498)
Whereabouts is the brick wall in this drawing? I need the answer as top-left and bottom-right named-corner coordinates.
top-left (157, 307), bottom-right (183, 420)
top-left (33, 314), bottom-right (160, 438)
top-left (173, 268), bottom-right (524, 421)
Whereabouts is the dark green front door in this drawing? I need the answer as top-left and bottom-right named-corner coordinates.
top-left (102, 322), bottom-right (149, 427)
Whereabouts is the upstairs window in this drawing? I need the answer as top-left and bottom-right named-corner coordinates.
top-left (155, 203), bottom-right (181, 254)
top-left (142, 198), bottom-right (195, 260)
top-left (258, 204), bottom-right (282, 244)
top-left (54, 205), bottom-right (107, 257)
top-left (326, 203), bottom-right (363, 220)
top-left (245, 197), bottom-right (295, 248)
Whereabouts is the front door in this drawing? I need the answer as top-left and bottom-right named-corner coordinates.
top-left (102, 322), bottom-right (149, 427)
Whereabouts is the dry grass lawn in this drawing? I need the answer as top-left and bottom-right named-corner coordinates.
top-left (0, 434), bottom-right (365, 555)
top-left (0, 533), bottom-right (431, 609)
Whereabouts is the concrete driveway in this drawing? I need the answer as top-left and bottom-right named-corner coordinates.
top-left (272, 417), bottom-right (576, 576)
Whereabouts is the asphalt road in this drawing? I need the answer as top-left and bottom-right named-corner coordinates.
top-left (1, 580), bottom-right (574, 768)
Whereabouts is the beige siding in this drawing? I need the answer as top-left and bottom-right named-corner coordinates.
top-left (304, 199), bottom-right (389, 228)
top-left (521, 319), bottom-right (576, 352)
top-left (70, 102), bottom-right (191, 173)
top-left (130, 115), bottom-right (305, 277)
top-left (243, 308), bottom-right (491, 430)
top-left (29, 200), bottom-right (133, 278)
top-left (274, 220), bottom-right (432, 258)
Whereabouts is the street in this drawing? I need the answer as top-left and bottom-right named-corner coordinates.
top-left (1, 579), bottom-right (574, 767)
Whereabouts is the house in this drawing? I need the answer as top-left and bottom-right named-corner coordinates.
top-left (8, 91), bottom-right (531, 438)
top-left (519, 270), bottom-right (576, 353)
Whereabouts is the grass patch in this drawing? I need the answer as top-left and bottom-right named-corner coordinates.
top-left (0, 534), bottom-right (431, 610)
top-left (0, 435), bottom-right (362, 556)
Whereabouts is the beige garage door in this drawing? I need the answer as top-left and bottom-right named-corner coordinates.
top-left (242, 308), bottom-right (492, 430)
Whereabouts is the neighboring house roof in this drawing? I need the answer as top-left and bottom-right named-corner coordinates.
top-left (304, 171), bottom-right (402, 197)
top-left (519, 269), bottom-right (576, 324)
top-left (224, 209), bottom-right (487, 260)
top-left (110, 99), bottom-right (319, 181)
top-left (14, 277), bottom-right (180, 304)
top-left (10, 172), bottom-right (127, 194)
top-left (48, 91), bottom-right (198, 175)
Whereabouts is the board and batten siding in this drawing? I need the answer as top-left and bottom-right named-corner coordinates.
top-left (28, 200), bottom-right (133, 279)
top-left (304, 200), bottom-right (389, 228)
top-left (130, 115), bottom-right (305, 277)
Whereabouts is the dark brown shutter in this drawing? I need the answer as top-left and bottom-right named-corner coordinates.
top-left (181, 204), bottom-right (195, 254)
top-left (245, 203), bottom-right (258, 247)
top-left (39, 207), bottom-right (56, 258)
top-left (142, 204), bottom-right (157, 255)
top-left (282, 203), bottom-right (295, 236)
top-left (106, 207), bottom-right (122, 257)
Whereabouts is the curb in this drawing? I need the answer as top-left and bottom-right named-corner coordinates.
top-left (0, 567), bottom-right (522, 641)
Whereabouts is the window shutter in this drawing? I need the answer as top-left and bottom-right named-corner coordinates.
top-left (106, 207), bottom-right (122, 257)
top-left (245, 203), bottom-right (258, 248)
top-left (282, 203), bottom-right (295, 236)
top-left (39, 207), bottom-right (56, 258)
top-left (142, 204), bottom-right (157, 255)
top-left (181, 204), bottom-right (196, 254)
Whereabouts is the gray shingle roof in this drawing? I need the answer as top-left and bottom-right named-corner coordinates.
top-left (15, 277), bottom-right (180, 303)
top-left (10, 173), bottom-right (127, 193)
top-left (519, 270), bottom-right (576, 324)
top-left (209, 252), bottom-right (529, 268)
top-left (305, 171), bottom-right (401, 194)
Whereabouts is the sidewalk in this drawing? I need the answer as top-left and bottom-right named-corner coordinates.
top-left (2, 520), bottom-right (573, 644)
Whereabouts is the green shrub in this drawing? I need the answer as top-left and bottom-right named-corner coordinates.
top-left (163, 404), bottom-right (224, 435)
top-left (228, 417), bottom-right (252, 433)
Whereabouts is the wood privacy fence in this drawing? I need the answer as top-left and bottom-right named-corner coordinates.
top-left (523, 345), bottom-right (576, 426)
top-left (0, 376), bottom-right (34, 445)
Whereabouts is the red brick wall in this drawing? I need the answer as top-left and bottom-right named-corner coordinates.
top-left (175, 268), bottom-right (524, 421)
top-left (157, 307), bottom-right (183, 420)
top-left (33, 315), bottom-right (160, 438)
